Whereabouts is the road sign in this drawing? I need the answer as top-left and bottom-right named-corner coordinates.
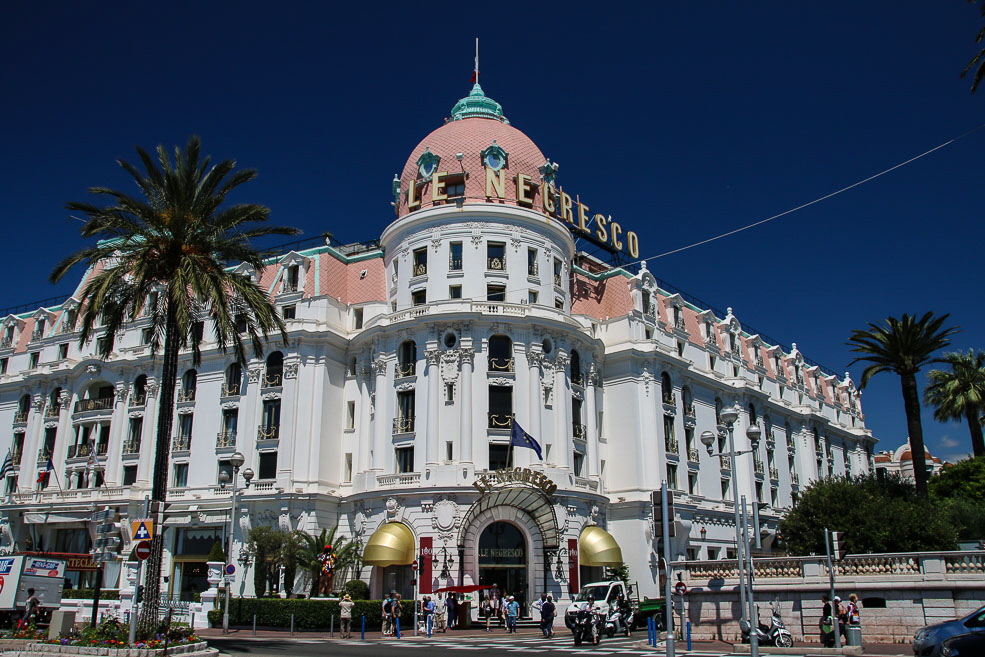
top-left (411, 561), bottom-right (418, 571)
top-left (674, 582), bottom-right (687, 596)
top-left (134, 541), bottom-right (152, 561)
top-left (96, 522), bottom-right (121, 536)
top-left (225, 564), bottom-right (235, 575)
top-left (92, 508), bottom-right (117, 523)
top-left (131, 519), bottom-right (154, 541)
top-left (93, 552), bottom-right (117, 563)
top-left (94, 537), bottom-right (121, 550)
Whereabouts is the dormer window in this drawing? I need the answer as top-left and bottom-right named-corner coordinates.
top-left (481, 140), bottom-right (509, 171)
top-left (284, 265), bottom-right (300, 293)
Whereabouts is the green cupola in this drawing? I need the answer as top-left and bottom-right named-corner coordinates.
top-left (449, 83), bottom-right (509, 124)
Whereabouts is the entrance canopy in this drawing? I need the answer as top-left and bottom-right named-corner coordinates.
top-left (363, 522), bottom-right (415, 566)
top-left (579, 525), bottom-right (623, 566)
top-left (433, 584), bottom-right (496, 594)
top-left (459, 484), bottom-right (559, 549)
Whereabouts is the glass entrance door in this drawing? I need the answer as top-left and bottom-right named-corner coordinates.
top-left (477, 522), bottom-right (529, 616)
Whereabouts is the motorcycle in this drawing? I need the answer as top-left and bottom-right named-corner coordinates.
top-left (739, 608), bottom-right (794, 648)
top-left (571, 605), bottom-right (603, 646)
top-left (605, 607), bottom-right (634, 638)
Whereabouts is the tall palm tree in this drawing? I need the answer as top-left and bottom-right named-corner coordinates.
top-left (847, 312), bottom-right (959, 497)
top-left (51, 136), bottom-right (299, 628)
top-left (925, 350), bottom-right (985, 458)
top-left (963, 0), bottom-right (985, 93)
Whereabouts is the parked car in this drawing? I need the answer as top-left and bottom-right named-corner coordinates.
top-left (941, 632), bottom-right (985, 657)
top-left (913, 605), bottom-right (985, 657)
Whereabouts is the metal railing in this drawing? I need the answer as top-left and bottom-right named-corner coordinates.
top-left (176, 389), bottom-right (196, 403)
top-left (129, 394), bottom-right (146, 407)
top-left (13, 410), bottom-right (28, 424)
top-left (221, 382), bottom-right (241, 397)
top-left (684, 404), bottom-right (696, 417)
top-left (675, 316), bottom-right (686, 330)
top-left (0, 337), bottom-right (13, 349)
top-left (719, 456), bottom-right (732, 470)
top-left (257, 424), bottom-right (279, 440)
top-left (282, 279), bottom-right (299, 293)
top-left (123, 440), bottom-right (141, 455)
top-left (74, 397), bottom-right (113, 413)
top-left (395, 362), bottom-right (416, 377)
top-left (571, 371), bottom-right (584, 386)
top-left (172, 435), bottom-right (191, 452)
top-left (30, 329), bottom-right (44, 342)
top-left (528, 263), bottom-right (538, 276)
top-left (488, 357), bottom-right (514, 372)
top-left (754, 460), bottom-right (765, 474)
top-left (487, 413), bottom-right (514, 429)
top-left (487, 257), bottom-right (506, 271)
top-left (448, 257), bottom-right (463, 271)
top-left (662, 392), bottom-right (677, 406)
top-left (572, 423), bottom-right (586, 439)
top-left (263, 372), bottom-right (282, 387)
top-left (665, 437), bottom-right (679, 454)
top-left (769, 466), bottom-right (779, 480)
top-left (412, 263), bottom-right (427, 277)
top-left (216, 431), bottom-right (236, 448)
top-left (392, 417), bottom-right (414, 434)
top-left (553, 274), bottom-right (562, 287)
top-left (688, 447), bottom-right (700, 462)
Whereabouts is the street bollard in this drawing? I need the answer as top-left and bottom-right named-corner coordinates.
top-left (686, 621), bottom-right (691, 651)
top-left (647, 617), bottom-right (652, 646)
top-left (253, 614), bottom-right (257, 636)
top-left (650, 617), bottom-right (656, 647)
top-left (427, 614), bottom-right (432, 638)
top-left (361, 615), bottom-right (366, 640)
top-left (330, 614), bottom-right (334, 638)
top-left (395, 617), bottom-right (401, 639)
top-left (290, 614), bottom-right (295, 636)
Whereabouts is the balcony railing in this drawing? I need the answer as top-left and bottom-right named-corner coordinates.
top-left (129, 394), bottom-right (146, 407)
top-left (220, 382), bottom-right (241, 397)
top-left (37, 449), bottom-right (51, 465)
top-left (487, 413), bottom-right (514, 429)
top-left (720, 456), bottom-right (732, 470)
top-left (412, 263), bottom-right (427, 277)
top-left (488, 357), bottom-right (514, 372)
top-left (176, 389), bottom-right (196, 403)
top-left (448, 257), bottom-right (463, 271)
top-left (30, 329), bottom-right (44, 342)
top-left (395, 362), bottom-right (416, 378)
top-left (122, 440), bottom-right (141, 455)
top-left (0, 336), bottom-right (12, 349)
top-left (487, 257), bottom-right (506, 271)
top-left (172, 435), bottom-right (191, 452)
top-left (263, 372), bottom-right (282, 387)
top-left (688, 447), bottom-right (700, 462)
top-left (662, 392), bottom-right (677, 406)
top-left (572, 423), bottom-right (586, 439)
top-left (13, 410), bottom-right (28, 424)
top-left (391, 417), bottom-right (414, 434)
top-left (257, 424), bottom-right (280, 440)
top-left (553, 274), bottom-right (562, 287)
top-left (756, 355), bottom-right (765, 368)
top-left (571, 371), bottom-right (584, 386)
top-left (674, 316), bottom-right (686, 330)
top-left (684, 404), bottom-right (696, 417)
top-left (705, 334), bottom-right (717, 346)
top-left (665, 437), bottom-right (679, 454)
top-left (754, 460), bottom-right (765, 475)
top-left (791, 472), bottom-right (800, 485)
top-left (216, 431), bottom-right (236, 448)
top-left (74, 397), bottom-right (114, 413)
top-left (282, 279), bottom-right (299, 293)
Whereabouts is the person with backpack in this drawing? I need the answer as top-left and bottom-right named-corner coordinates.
top-left (539, 594), bottom-right (556, 638)
top-left (482, 593), bottom-right (494, 632)
top-left (382, 593), bottom-right (394, 636)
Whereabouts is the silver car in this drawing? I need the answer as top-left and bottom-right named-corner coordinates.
top-left (913, 605), bottom-right (985, 657)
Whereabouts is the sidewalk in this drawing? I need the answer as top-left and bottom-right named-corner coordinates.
top-left (196, 626), bottom-right (910, 655)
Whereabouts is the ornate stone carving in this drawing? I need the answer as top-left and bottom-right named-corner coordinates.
top-left (284, 362), bottom-right (299, 379)
top-left (31, 395), bottom-right (44, 412)
top-left (372, 358), bottom-right (388, 377)
top-left (510, 228), bottom-right (522, 252)
top-left (459, 348), bottom-right (475, 366)
top-left (489, 377), bottom-right (513, 387)
top-left (431, 230), bottom-right (442, 252)
top-left (554, 352), bottom-right (570, 372)
top-left (641, 365), bottom-right (652, 396)
top-left (127, 411), bottom-right (144, 419)
top-left (431, 498), bottom-right (461, 541)
top-left (395, 382), bottom-right (415, 392)
top-left (261, 391), bottom-right (282, 401)
top-left (12, 426), bottom-right (26, 434)
top-left (586, 364), bottom-right (599, 387)
top-left (440, 351), bottom-right (460, 382)
top-left (571, 388), bottom-right (583, 401)
top-left (145, 379), bottom-right (159, 398)
top-left (115, 382), bottom-right (128, 403)
top-left (176, 406), bottom-right (194, 415)
top-left (385, 497), bottom-right (400, 518)
top-left (85, 364), bottom-right (101, 375)
top-left (221, 401), bottom-right (240, 410)
top-left (247, 367), bottom-right (263, 384)
top-left (425, 349), bottom-right (440, 366)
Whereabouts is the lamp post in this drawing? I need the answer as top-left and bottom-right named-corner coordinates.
top-left (701, 405), bottom-right (761, 657)
top-left (218, 451), bottom-right (253, 634)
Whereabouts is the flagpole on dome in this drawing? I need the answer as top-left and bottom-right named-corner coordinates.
top-left (471, 37), bottom-right (479, 85)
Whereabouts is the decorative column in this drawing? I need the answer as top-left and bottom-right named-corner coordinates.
top-left (23, 393), bottom-right (47, 489)
top-left (553, 352), bottom-right (571, 469)
top-left (276, 360), bottom-right (300, 485)
top-left (459, 348), bottom-right (474, 464)
top-left (585, 365), bottom-right (599, 478)
top-left (426, 350), bottom-right (440, 464)
top-left (371, 357), bottom-right (388, 471)
top-left (355, 364), bottom-right (372, 474)
top-left (527, 350), bottom-right (542, 449)
top-left (136, 379), bottom-right (159, 487)
top-left (105, 381), bottom-right (129, 486)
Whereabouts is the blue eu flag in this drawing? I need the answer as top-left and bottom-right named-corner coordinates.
top-left (510, 421), bottom-right (543, 460)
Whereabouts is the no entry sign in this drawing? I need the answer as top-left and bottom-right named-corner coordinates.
top-left (134, 541), bottom-right (152, 561)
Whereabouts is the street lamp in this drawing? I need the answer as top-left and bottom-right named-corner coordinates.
top-left (701, 405), bottom-right (762, 657)
top-left (218, 451), bottom-right (253, 634)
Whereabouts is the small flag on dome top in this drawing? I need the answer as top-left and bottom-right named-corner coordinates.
top-left (510, 420), bottom-right (543, 460)
top-left (470, 37), bottom-right (479, 83)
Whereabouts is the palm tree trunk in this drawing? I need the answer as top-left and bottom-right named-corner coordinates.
top-left (140, 305), bottom-right (181, 630)
top-left (900, 372), bottom-right (929, 497)
top-left (965, 406), bottom-right (985, 458)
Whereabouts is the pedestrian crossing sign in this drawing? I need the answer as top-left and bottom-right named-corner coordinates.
top-left (131, 519), bottom-right (154, 541)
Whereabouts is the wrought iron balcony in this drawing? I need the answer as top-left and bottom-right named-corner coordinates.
top-left (665, 437), bottom-right (679, 454)
top-left (262, 372), bottom-right (282, 388)
top-left (705, 334), bottom-right (717, 346)
top-left (754, 460), bottom-right (765, 475)
top-left (448, 257), bottom-right (463, 271)
top-left (688, 447), bottom-right (700, 462)
top-left (791, 472), bottom-right (800, 485)
top-left (662, 392), bottom-right (677, 406)
top-left (571, 371), bottom-right (584, 386)
top-left (769, 466), bottom-right (779, 480)
top-left (487, 257), bottom-right (506, 271)
top-left (172, 435), bottom-right (192, 452)
top-left (96, 442), bottom-right (108, 456)
top-left (412, 263), bottom-right (427, 277)
top-left (282, 279), bottom-right (299, 293)
top-left (395, 362), bottom-right (416, 378)
top-left (684, 404), bottom-right (696, 418)
top-left (675, 316), bottom-right (686, 330)
top-left (216, 431), bottom-right (236, 448)
top-left (122, 440), bottom-right (141, 455)
top-left (0, 337), bottom-right (12, 349)
top-left (720, 456), bottom-right (732, 470)
top-left (487, 413), bottom-right (514, 429)
top-left (10, 449), bottom-right (22, 465)
top-left (572, 423), bottom-right (587, 439)
top-left (129, 395), bottom-right (146, 407)
top-left (176, 389), bottom-right (196, 403)
top-left (30, 329), bottom-right (44, 342)
top-left (221, 382), bottom-right (241, 397)
top-left (257, 424), bottom-right (280, 440)
top-left (36, 449), bottom-right (51, 465)
top-left (528, 263), bottom-right (539, 276)
top-left (74, 397), bottom-right (113, 413)
top-left (553, 274), bottom-right (562, 287)
top-left (13, 410), bottom-right (28, 424)
top-left (392, 417), bottom-right (415, 434)
top-left (756, 355), bottom-right (765, 368)
top-left (488, 357), bottom-right (514, 372)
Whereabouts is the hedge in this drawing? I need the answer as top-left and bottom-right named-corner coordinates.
top-left (62, 590), bottom-right (121, 600)
top-left (207, 598), bottom-right (413, 630)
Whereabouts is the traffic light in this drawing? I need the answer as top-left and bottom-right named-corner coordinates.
top-left (651, 490), bottom-right (676, 537)
top-left (135, 585), bottom-right (144, 603)
top-left (831, 531), bottom-right (846, 561)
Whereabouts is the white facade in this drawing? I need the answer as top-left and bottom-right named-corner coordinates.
top-left (0, 85), bottom-right (873, 610)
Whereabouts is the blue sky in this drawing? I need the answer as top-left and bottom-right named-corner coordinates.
top-left (2, 2), bottom-right (982, 461)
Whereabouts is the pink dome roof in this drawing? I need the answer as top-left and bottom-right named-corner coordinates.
top-left (397, 87), bottom-right (548, 217)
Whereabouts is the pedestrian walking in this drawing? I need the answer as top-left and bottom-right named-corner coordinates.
top-left (819, 594), bottom-right (835, 648)
top-left (434, 594), bottom-right (447, 633)
top-left (846, 593), bottom-right (861, 626)
top-left (339, 594), bottom-right (355, 638)
top-left (445, 593), bottom-right (457, 629)
top-left (382, 593), bottom-right (394, 636)
top-left (392, 593), bottom-right (403, 633)
top-left (482, 594), bottom-right (494, 632)
top-left (505, 595), bottom-right (519, 633)
top-left (539, 595), bottom-right (556, 638)
top-left (19, 588), bottom-right (40, 630)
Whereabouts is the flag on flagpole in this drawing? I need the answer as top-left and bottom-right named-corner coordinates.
top-left (470, 37), bottom-right (479, 83)
top-left (36, 458), bottom-right (53, 485)
top-left (0, 449), bottom-right (13, 479)
top-left (510, 421), bottom-right (543, 460)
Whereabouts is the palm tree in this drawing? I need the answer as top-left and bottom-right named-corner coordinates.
top-left (925, 350), bottom-right (985, 458)
top-left (847, 312), bottom-right (959, 497)
top-left (298, 527), bottom-right (362, 597)
top-left (51, 136), bottom-right (299, 627)
top-left (963, 0), bottom-right (985, 93)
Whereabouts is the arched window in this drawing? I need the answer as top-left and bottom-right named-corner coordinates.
top-left (570, 350), bottom-right (583, 385)
top-left (397, 341), bottom-right (417, 377)
top-left (47, 387), bottom-right (62, 416)
top-left (264, 352), bottom-right (283, 387)
top-left (180, 370), bottom-right (198, 401)
top-left (488, 335), bottom-right (513, 372)
top-left (224, 363), bottom-right (242, 396)
top-left (15, 394), bottom-right (31, 422)
top-left (682, 386), bottom-right (694, 415)
top-left (132, 375), bottom-right (147, 405)
top-left (661, 372), bottom-right (674, 404)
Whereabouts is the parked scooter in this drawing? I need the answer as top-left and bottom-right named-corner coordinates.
top-left (605, 605), bottom-right (634, 637)
top-left (740, 607), bottom-right (794, 648)
top-left (571, 598), bottom-right (604, 646)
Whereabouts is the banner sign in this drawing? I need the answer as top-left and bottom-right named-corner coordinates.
top-left (568, 538), bottom-right (579, 595)
top-left (420, 536), bottom-right (433, 595)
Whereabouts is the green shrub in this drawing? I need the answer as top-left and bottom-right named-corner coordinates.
top-left (340, 580), bottom-right (370, 600)
top-left (62, 589), bottom-right (121, 600)
top-left (208, 540), bottom-right (227, 563)
top-left (208, 598), bottom-right (410, 629)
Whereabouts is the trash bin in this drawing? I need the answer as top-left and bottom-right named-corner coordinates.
top-left (845, 625), bottom-right (863, 647)
top-left (457, 600), bottom-right (471, 629)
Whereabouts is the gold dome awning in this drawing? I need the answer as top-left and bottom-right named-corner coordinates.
top-left (363, 522), bottom-right (415, 567)
top-left (579, 525), bottom-right (623, 567)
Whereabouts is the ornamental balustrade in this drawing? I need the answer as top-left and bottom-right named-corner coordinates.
top-left (688, 447), bottom-right (700, 462)
top-left (220, 383), bottom-right (241, 397)
top-left (412, 263), bottom-right (428, 277)
top-left (36, 449), bottom-right (51, 465)
top-left (262, 372), bottom-right (282, 388)
top-left (216, 431), bottom-right (236, 448)
top-left (122, 440), bottom-right (140, 455)
top-left (74, 397), bottom-right (113, 413)
top-left (377, 472), bottom-right (421, 488)
top-left (487, 257), bottom-right (506, 271)
top-left (571, 371), bottom-right (584, 386)
top-left (684, 404), bottom-right (696, 417)
top-left (282, 279), bottom-right (299, 293)
top-left (675, 316), bottom-right (686, 330)
top-left (553, 274), bottom-right (562, 287)
top-left (30, 329), bottom-right (44, 342)
top-left (449, 257), bottom-right (463, 271)
top-left (754, 460), bottom-right (765, 475)
top-left (665, 437), bottom-right (679, 453)
top-left (791, 472), bottom-right (800, 485)
top-left (0, 337), bottom-right (12, 349)
top-left (719, 456), bottom-right (732, 470)
top-left (129, 395), bottom-right (146, 407)
top-left (395, 362), bottom-right (416, 378)
top-left (13, 410), bottom-right (28, 424)
top-left (663, 392), bottom-right (677, 406)
top-left (257, 424), bottom-right (280, 440)
top-left (769, 466), bottom-right (779, 480)
top-left (528, 263), bottom-right (538, 276)
top-left (488, 357), bottom-right (514, 372)
top-left (487, 412), bottom-right (514, 429)
top-left (392, 417), bottom-right (415, 434)
top-left (176, 389), bottom-right (196, 403)
top-left (172, 435), bottom-right (191, 452)
top-left (10, 449), bottom-right (22, 465)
